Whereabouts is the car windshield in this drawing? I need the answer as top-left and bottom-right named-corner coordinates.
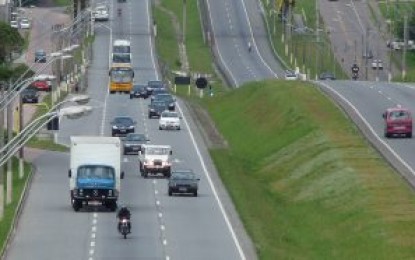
top-left (390, 111), bottom-right (410, 120)
top-left (77, 165), bottom-right (115, 180)
top-left (146, 147), bottom-right (170, 155)
top-left (148, 81), bottom-right (164, 87)
top-left (126, 134), bottom-right (145, 141)
top-left (133, 85), bottom-right (145, 91)
top-left (154, 94), bottom-right (173, 102)
top-left (172, 171), bottom-right (194, 180)
top-left (162, 112), bottom-right (178, 118)
top-left (114, 117), bottom-right (133, 124)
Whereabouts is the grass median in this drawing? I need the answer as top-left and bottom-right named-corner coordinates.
top-left (0, 158), bottom-right (31, 256)
top-left (206, 80), bottom-right (415, 259)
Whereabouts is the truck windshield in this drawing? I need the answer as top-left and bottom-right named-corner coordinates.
top-left (77, 166), bottom-right (115, 179)
top-left (146, 147), bottom-right (170, 155)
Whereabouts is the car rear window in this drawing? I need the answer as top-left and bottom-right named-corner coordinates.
top-left (389, 111), bottom-right (411, 120)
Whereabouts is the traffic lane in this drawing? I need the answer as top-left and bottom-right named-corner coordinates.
top-left (320, 80), bottom-right (415, 179)
top-left (145, 99), bottom-right (245, 259)
top-left (57, 29), bottom-right (111, 145)
top-left (93, 158), bottom-right (165, 259)
top-left (4, 151), bottom-right (92, 260)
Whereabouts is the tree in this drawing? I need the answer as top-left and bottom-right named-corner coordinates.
top-left (0, 21), bottom-right (24, 64)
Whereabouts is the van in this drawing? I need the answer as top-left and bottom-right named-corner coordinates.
top-left (383, 107), bottom-right (412, 138)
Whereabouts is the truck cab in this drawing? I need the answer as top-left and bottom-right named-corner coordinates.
top-left (139, 144), bottom-right (172, 178)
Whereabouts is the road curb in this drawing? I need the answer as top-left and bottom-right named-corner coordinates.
top-left (0, 162), bottom-right (36, 260)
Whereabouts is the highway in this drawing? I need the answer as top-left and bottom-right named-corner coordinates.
top-left (206, 0), bottom-right (285, 86)
top-left (4, 0), bottom-right (255, 259)
top-left (318, 80), bottom-right (415, 187)
top-left (319, 0), bottom-right (391, 81)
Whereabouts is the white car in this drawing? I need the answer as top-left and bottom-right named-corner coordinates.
top-left (159, 111), bottom-right (181, 130)
top-left (93, 6), bottom-right (109, 21)
top-left (371, 59), bottom-right (383, 70)
top-left (19, 18), bottom-right (31, 29)
top-left (284, 70), bottom-right (298, 80)
top-left (10, 20), bottom-right (18, 29)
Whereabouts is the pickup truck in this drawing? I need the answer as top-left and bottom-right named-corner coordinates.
top-left (139, 144), bottom-right (172, 178)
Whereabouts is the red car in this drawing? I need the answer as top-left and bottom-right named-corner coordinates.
top-left (383, 107), bottom-right (412, 138)
top-left (30, 80), bottom-right (51, 92)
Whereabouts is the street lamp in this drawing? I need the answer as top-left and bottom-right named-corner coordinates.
top-left (0, 105), bottom-right (93, 167)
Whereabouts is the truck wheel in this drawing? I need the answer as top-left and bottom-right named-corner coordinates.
top-left (73, 200), bottom-right (81, 212)
top-left (108, 201), bottom-right (117, 212)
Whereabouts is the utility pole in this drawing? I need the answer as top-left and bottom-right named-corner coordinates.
top-left (315, 0), bottom-right (319, 79)
top-left (6, 82), bottom-right (13, 205)
top-left (0, 84), bottom-right (4, 220)
top-left (18, 96), bottom-right (23, 179)
top-left (402, 14), bottom-right (408, 81)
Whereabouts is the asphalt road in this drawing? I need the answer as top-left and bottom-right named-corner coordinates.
top-left (206, 0), bottom-right (285, 86)
top-left (319, 0), bottom-right (391, 81)
top-left (4, 0), bottom-right (254, 260)
top-left (317, 80), bottom-right (415, 188)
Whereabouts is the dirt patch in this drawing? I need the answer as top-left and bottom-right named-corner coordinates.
top-left (184, 101), bottom-right (228, 149)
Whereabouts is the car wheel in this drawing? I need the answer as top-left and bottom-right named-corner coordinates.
top-left (407, 133), bottom-right (412, 138)
top-left (110, 91), bottom-right (115, 94)
top-left (385, 132), bottom-right (390, 138)
top-left (143, 171), bottom-right (148, 178)
top-left (129, 95), bottom-right (133, 99)
top-left (193, 191), bottom-right (198, 197)
top-left (159, 126), bottom-right (162, 130)
top-left (168, 189), bottom-right (172, 196)
top-left (148, 114), bottom-right (151, 119)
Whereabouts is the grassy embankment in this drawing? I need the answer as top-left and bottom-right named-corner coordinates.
top-left (154, 0), bottom-right (415, 259)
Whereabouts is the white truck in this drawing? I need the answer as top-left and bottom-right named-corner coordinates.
top-left (139, 144), bottom-right (172, 178)
top-left (69, 136), bottom-right (124, 212)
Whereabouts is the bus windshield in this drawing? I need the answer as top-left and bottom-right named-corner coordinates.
top-left (110, 68), bottom-right (134, 83)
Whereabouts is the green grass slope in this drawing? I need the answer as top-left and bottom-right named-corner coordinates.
top-left (206, 80), bottom-right (415, 259)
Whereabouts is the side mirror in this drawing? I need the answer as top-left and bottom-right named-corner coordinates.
top-left (68, 169), bottom-right (72, 178)
top-left (121, 171), bottom-right (125, 179)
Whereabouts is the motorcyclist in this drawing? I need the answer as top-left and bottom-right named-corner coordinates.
top-left (117, 205), bottom-right (131, 233)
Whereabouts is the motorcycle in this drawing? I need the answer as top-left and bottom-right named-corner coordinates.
top-left (119, 218), bottom-right (130, 239)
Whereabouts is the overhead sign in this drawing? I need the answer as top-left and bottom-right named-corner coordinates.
top-left (195, 77), bottom-right (208, 89)
top-left (174, 76), bottom-right (190, 85)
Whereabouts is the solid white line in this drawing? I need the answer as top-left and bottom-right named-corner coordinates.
top-left (146, 0), bottom-right (159, 80)
top-left (319, 82), bottom-right (415, 176)
top-left (240, 0), bottom-right (278, 77)
top-left (99, 8), bottom-right (113, 136)
top-left (205, 0), bottom-right (239, 86)
top-left (176, 102), bottom-right (246, 260)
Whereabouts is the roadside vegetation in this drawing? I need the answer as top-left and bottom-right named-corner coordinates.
top-left (207, 81), bottom-right (415, 258)
top-left (154, 0), bottom-right (415, 259)
top-left (0, 158), bottom-right (31, 256)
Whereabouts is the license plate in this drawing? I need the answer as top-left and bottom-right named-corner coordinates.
top-left (179, 187), bottom-right (187, 192)
top-left (120, 129), bottom-right (126, 132)
top-left (394, 126), bottom-right (405, 130)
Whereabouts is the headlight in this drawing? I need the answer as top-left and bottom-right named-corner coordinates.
top-left (108, 189), bottom-right (113, 196)
top-left (128, 126), bottom-right (134, 129)
top-left (125, 143), bottom-right (131, 147)
top-left (150, 108), bottom-right (155, 112)
top-left (170, 182), bottom-right (176, 187)
top-left (112, 125), bottom-right (118, 129)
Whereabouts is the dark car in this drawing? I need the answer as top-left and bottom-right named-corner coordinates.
top-left (319, 72), bottom-right (336, 80)
top-left (148, 101), bottom-right (168, 119)
top-left (122, 133), bottom-right (149, 155)
top-left (168, 169), bottom-right (200, 197)
top-left (110, 116), bottom-right (136, 136)
top-left (130, 84), bottom-right (149, 99)
top-left (383, 107), bottom-right (412, 138)
top-left (21, 88), bottom-right (39, 103)
top-left (150, 87), bottom-right (168, 99)
top-left (34, 49), bottom-right (46, 63)
top-left (147, 80), bottom-right (167, 94)
top-left (152, 94), bottom-right (175, 111)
